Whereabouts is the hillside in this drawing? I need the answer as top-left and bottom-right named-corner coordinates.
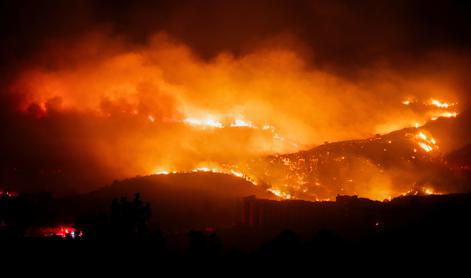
top-left (240, 111), bottom-right (471, 200)
top-left (61, 172), bottom-right (273, 230)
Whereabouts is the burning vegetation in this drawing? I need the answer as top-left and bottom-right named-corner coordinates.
top-left (147, 110), bottom-right (466, 202)
top-left (1, 26), bottom-right (470, 202)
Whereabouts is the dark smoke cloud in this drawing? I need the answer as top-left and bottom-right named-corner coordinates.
top-left (2, 0), bottom-right (471, 72)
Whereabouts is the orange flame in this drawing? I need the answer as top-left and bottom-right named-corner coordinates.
top-left (6, 33), bottom-right (464, 200)
top-left (415, 131), bottom-right (438, 153)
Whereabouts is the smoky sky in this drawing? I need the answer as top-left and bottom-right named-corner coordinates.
top-left (1, 0), bottom-right (471, 195)
top-left (2, 0), bottom-right (471, 74)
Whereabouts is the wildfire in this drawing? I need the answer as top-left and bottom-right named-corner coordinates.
top-left (153, 166), bottom-right (259, 186)
top-left (429, 98), bottom-right (458, 121)
top-left (230, 169), bottom-right (244, 178)
top-left (403, 97), bottom-right (459, 127)
top-left (229, 119), bottom-right (255, 128)
top-left (192, 167), bottom-right (217, 173)
top-left (180, 115), bottom-right (296, 149)
top-left (439, 112), bottom-right (458, 118)
top-left (415, 131), bottom-right (438, 152)
top-left (6, 33), bottom-right (465, 204)
top-left (430, 111), bottom-right (458, 121)
top-left (430, 98), bottom-right (454, 109)
top-left (191, 167), bottom-right (259, 185)
top-left (183, 117), bottom-right (224, 129)
top-left (400, 187), bottom-right (442, 196)
top-left (183, 116), bottom-right (265, 131)
top-left (155, 169), bottom-right (175, 175)
top-left (147, 115), bottom-right (155, 123)
top-left (268, 188), bottom-right (292, 199)
top-left (402, 98), bottom-right (417, 106)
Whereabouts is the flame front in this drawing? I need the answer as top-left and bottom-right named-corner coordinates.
top-left (183, 117), bottom-right (224, 129)
top-left (416, 131), bottom-right (438, 153)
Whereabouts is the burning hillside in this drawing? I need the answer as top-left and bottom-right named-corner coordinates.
top-left (144, 106), bottom-right (470, 202)
top-left (1, 1), bottom-right (471, 204)
top-left (1, 36), bottom-right (470, 200)
top-left (238, 127), bottom-right (454, 201)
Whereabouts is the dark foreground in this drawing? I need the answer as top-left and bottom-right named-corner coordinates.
top-left (1, 191), bottom-right (471, 267)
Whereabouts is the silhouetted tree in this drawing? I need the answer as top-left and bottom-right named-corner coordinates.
top-left (109, 193), bottom-right (151, 240)
top-left (75, 193), bottom-right (153, 241)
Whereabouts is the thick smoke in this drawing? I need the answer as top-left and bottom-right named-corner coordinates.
top-left (1, 0), bottom-right (470, 195)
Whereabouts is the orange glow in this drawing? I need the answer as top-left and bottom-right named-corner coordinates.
top-left (439, 112), bottom-right (458, 118)
top-left (153, 166), bottom-right (259, 186)
top-left (183, 117), bottom-right (224, 129)
top-left (268, 188), bottom-right (292, 199)
top-left (415, 131), bottom-right (438, 153)
top-left (230, 169), bottom-right (244, 178)
top-left (6, 33), bottom-right (464, 201)
top-left (430, 98), bottom-right (454, 109)
top-left (155, 169), bottom-right (172, 175)
top-left (189, 167), bottom-right (260, 185)
top-left (229, 119), bottom-right (255, 128)
top-left (400, 97), bottom-right (458, 126)
top-left (400, 187), bottom-right (442, 196)
top-left (424, 188), bottom-right (435, 195)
